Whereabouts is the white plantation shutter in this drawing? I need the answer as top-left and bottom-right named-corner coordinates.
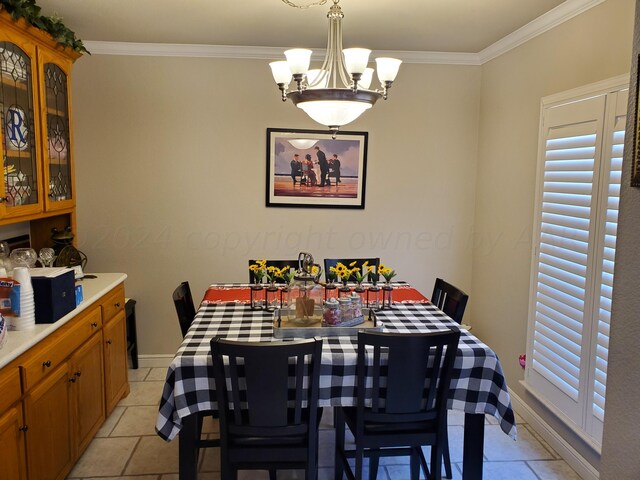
top-left (586, 89), bottom-right (627, 440)
top-left (526, 79), bottom-right (627, 448)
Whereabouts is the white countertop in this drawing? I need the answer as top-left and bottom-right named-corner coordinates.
top-left (0, 273), bottom-right (127, 369)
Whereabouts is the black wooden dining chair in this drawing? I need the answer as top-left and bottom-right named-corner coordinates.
top-left (430, 278), bottom-right (468, 478)
top-left (335, 329), bottom-right (460, 480)
top-left (248, 259), bottom-right (299, 283)
top-left (211, 337), bottom-right (323, 480)
top-left (431, 278), bottom-right (469, 324)
top-left (172, 281), bottom-right (197, 337)
top-left (323, 257), bottom-right (380, 282)
top-left (171, 281), bottom-right (221, 461)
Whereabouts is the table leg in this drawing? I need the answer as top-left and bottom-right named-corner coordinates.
top-left (462, 413), bottom-right (485, 480)
top-left (179, 414), bottom-right (198, 480)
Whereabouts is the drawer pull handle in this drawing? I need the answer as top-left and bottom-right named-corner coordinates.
top-left (115, 302), bottom-right (121, 308)
top-left (69, 377), bottom-right (77, 383)
top-left (19, 425), bottom-right (28, 432)
top-left (91, 322), bottom-right (98, 328)
top-left (42, 360), bottom-right (52, 368)
top-left (106, 339), bottom-right (113, 345)
top-left (75, 371), bottom-right (82, 377)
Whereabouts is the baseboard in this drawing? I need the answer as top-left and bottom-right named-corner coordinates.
top-left (509, 389), bottom-right (600, 480)
top-left (137, 354), bottom-right (174, 368)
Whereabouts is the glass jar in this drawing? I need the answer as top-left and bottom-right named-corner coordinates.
top-left (322, 298), bottom-right (340, 326)
top-left (286, 252), bottom-right (324, 325)
top-left (339, 297), bottom-right (352, 323)
top-left (350, 292), bottom-right (363, 320)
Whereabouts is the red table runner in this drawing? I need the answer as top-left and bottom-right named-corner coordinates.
top-left (202, 284), bottom-right (428, 305)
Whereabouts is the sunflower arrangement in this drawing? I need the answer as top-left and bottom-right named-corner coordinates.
top-left (248, 259), bottom-right (267, 284)
top-left (350, 260), bottom-right (369, 284)
top-left (329, 262), bottom-right (352, 285)
top-left (378, 263), bottom-right (397, 284)
top-left (274, 266), bottom-right (296, 286)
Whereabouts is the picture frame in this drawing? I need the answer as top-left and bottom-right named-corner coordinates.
top-left (633, 54), bottom-right (640, 187)
top-left (266, 128), bottom-right (368, 209)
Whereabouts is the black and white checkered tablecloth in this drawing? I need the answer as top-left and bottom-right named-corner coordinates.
top-left (156, 301), bottom-right (517, 442)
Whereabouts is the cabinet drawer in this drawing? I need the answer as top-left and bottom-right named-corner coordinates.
top-left (21, 307), bottom-right (102, 391)
top-left (0, 366), bottom-right (21, 412)
top-left (101, 285), bottom-right (125, 322)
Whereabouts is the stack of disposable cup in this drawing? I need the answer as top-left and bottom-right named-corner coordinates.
top-left (9, 267), bottom-right (35, 331)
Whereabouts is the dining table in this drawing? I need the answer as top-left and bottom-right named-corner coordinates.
top-left (156, 282), bottom-right (516, 480)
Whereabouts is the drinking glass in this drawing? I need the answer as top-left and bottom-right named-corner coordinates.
top-left (38, 248), bottom-right (56, 267)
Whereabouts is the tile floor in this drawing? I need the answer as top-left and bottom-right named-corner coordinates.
top-left (67, 365), bottom-right (583, 480)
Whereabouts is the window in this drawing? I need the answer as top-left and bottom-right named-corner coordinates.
top-left (525, 76), bottom-right (628, 448)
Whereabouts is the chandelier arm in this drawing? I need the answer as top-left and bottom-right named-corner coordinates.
top-left (334, 16), bottom-right (351, 88)
top-left (281, 0), bottom-right (328, 9)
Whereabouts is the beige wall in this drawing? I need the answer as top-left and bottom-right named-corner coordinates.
top-left (473, 0), bottom-right (634, 468)
top-left (71, 58), bottom-right (481, 354)
top-left (600, 2), bottom-right (640, 477)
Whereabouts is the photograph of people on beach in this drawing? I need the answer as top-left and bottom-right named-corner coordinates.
top-left (266, 128), bottom-right (368, 209)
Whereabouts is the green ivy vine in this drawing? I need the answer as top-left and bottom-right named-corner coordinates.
top-left (1, 0), bottom-right (89, 54)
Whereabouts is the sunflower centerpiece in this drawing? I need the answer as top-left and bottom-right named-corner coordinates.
top-left (287, 252), bottom-right (323, 325)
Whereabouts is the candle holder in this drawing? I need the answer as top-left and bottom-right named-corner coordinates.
top-left (279, 285), bottom-right (290, 309)
top-left (324, 282), bottom-right (338, 301)
top-left (381, 283), bottom-right (393, 310)
top-left (265, 283), bottom-right (279, 311)
top-left (250, 284), bottom-right (264, 310)
top-left (354, 283), bottom-right (366, 304)
top-left (338, 282), bottom-right (351, 299)
top-left (366, 284), bottom-right (381, 311)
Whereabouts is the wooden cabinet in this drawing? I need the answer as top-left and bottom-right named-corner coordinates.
top-left (69, 332), bottom-right (105, 457)
top-left (0, 279), bottom-right (128, 480)
top-left (102, 285), bottom-right (129, 414)
top-left (0, 10), bottom-right (81, 247)
top-left (23, 362), bottom-right (73, 480)
top-left (0, 401), bottom-right (27, 480)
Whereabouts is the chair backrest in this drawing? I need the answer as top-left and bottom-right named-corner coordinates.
top-left (431, 278), bottom-right (469, 324)
top-left (323, 258), bottom-right (380, 282)
top-left (356, 330), bottom-right (460, 424)
top-left (172, 281), bottom-right (196, 337)
top-left (211, 337), bottom-right (323, 438)
top-left (248, 259), bottom-right (299, 283)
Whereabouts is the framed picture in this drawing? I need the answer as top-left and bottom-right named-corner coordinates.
top-left (266, 128), bottom-right (368, 209)
top-left (633, 54), bottom-right (640, 187)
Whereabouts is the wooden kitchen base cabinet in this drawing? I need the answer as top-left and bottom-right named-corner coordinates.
top-left (70, 332), bottom-right (105, 457)
top-left (0, 277), bottom-right (128, 480)
top-left (24, 363), bottom-right (74, 480)
top-left (0, 403), bottom-right (27, 480)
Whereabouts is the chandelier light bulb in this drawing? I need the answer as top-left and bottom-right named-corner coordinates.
top-left (342, 48), bottom-right (371, 75)
top-left (285, 49), bottom-right (312, 75)
top-left (359, 68), bottom-right (374, 89)
top-left (375, 57), bottom-right (402, 83)
top-left (269, 61), bottom-right (292, 85)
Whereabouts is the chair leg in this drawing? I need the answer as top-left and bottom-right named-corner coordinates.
top-left (410, 448), bottom-right (421, 480)
top-left (430, 444), bottom-right (442, 480)
top-left (369, 451), bottom-right (380, 480)
top-left (442, 438), bottom-right (452, 479)
top-left (269, 470), bottom-right (277, 480)
top-left (334, 409), bottom-right (345, 480)
top-left (442, 412), bottom-right (452, 479)
top-left (355, 443), bottom-right (364, 480)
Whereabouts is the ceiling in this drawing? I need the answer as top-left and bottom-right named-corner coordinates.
top-left (34, 0), bottom-right (572, 54)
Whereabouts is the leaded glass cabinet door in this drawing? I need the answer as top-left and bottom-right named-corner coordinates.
top-left (0, 37), bottom-right (42, 217)
top-left (39, 49), bottom-right (74, 212)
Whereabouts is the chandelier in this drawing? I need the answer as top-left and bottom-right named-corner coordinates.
top-left (269, 0), bottom-right (402, 137)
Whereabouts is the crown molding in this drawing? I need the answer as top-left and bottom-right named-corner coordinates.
top-left (83, 0), bottom-right (606, 66)
top-left (83, 41), bottom-right (481, 65)
top-left (478, 0), bottom-right (607, 64)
